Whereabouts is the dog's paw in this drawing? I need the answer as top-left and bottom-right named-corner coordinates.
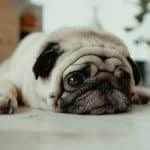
top-left (0, 95), bottom-right (18, 114)
top-left (131, 91), bottom-right (150, 104)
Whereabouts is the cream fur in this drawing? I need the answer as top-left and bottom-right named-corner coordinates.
top-left (0, 26), bottom-right (137, 112)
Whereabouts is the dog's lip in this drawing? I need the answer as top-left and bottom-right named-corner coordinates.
top-left (90, 104), bottom-right (113, 111)
top-left (74, 104), bottom-right (115, 115)
top-left (59, 82), bottom-right (120, 110)
top-left (89, 97), bottom-right (130, 114)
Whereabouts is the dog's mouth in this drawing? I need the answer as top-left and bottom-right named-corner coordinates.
top-left (92, 105), bottom-right (116, 113)
top-left (88, 104), bottom-right (118, 115)
top-left (89, 95), bottom-right (130, 115)
top-left (58, 71), bottom-right (131, 115)
top-left (61, 89), bottom-right (130, 115)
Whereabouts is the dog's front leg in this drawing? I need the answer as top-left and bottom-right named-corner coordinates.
top-left (0, 80), bottom-right (18, 114)
top-left (131, 86), bottom-right (150, 104)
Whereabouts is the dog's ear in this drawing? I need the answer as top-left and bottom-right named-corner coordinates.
top-left (33, 42), bottom-right (59, 79)
top-left (127, 56), bottom-right (141, 85)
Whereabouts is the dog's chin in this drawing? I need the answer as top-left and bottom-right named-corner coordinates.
top-left (58, 88), bottom-right (130, 115)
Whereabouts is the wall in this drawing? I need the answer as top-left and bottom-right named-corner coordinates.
top-left (31, 0), bottom-right (150, 61)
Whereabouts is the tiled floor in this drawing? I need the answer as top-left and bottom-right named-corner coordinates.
top-left (0, 105), bottom-right (150, 150)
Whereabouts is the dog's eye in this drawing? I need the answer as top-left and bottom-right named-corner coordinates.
top-left (67, 72), bottom-right (85, 87)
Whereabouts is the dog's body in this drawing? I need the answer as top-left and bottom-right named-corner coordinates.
top-left (0, 27), bottom-right (149, 114)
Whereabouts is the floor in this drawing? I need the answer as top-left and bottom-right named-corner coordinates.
top-left (0, 104), bottom-right (150, 150)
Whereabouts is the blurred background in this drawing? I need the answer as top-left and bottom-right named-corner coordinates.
top-left (0, 0), bottom-right (150, 85)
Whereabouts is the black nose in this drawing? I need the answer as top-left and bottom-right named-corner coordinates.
top-left (98, 80), bottom-right (113, 95)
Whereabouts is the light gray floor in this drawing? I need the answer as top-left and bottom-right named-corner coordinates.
top-left (0, 105), bottom-right (150, 150)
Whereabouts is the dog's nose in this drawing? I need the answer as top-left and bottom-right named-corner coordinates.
top-left (98, 80), bottom-right (113, 95)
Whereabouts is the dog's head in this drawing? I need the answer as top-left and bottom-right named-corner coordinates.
top-left (33, 27), bottom-right (140, 114)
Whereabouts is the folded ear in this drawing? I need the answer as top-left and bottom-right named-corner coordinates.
top-left (127, 56), bottom-right (141, 85)
top-left (33, 42), bottom-right (59, 79)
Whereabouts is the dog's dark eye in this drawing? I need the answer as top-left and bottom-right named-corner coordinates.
top-left (67, 72), bottom-right (85, 87)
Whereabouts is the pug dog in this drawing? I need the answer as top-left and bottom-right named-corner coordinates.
top-left (0, 26), bottom-right (149, 114)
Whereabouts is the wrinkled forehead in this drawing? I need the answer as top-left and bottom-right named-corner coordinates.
top-left (54, 46), bottom-right (133, 79)
top-left (63, 55), bottom-right (124, 78)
